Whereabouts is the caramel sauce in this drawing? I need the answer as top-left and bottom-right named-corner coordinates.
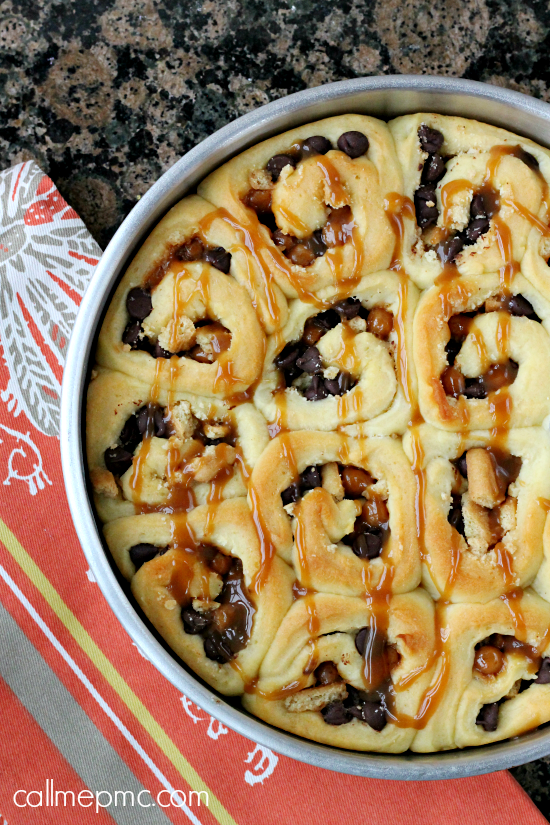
top-left (315, 156), bottom-right (348, 208)
top-left (384, 193), bottom-right (416, 272)
top-left (440, 179), bottom-right (474, 226)
top-left (199, 207), bottom-right (293, 325)
top-left (469, 326), bottom-right (490, 373)
top-left (277, 204), bottom-right (310, 235)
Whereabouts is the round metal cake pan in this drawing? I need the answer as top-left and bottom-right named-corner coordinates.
top-left (61, 75), bottom-right (550, 780)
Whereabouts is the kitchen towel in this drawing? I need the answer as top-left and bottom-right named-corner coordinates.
top-left (0, 160), bottom-right (545, 825)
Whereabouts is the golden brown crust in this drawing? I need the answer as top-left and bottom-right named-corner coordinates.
top-left (108, 500), bottom-right (294, 695)
top-left (413, 273), bottom-right (550, 430)
top-left (254, 271), bottom-right (418, 434)
top-left (389, 113), bottom-right (550, 290)
top-left (412, 590), bottom-right (550, 751)
top-left (403, 425), bottom-right (550, 602)
top-left (199, 115), bottom-right (403, 302)
top-left (243, 590), bottom-right (436, 752)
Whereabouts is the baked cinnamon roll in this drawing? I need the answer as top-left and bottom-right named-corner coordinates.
top-left (389, 114), bottom-right (550, 289)
top-left (198, 115), bottom-right (403, 302)
top-left (248, 430), bottom-right (420, 595)
top-left (414, 273), bottom-right (550, 430)
top-left (254, 271), bottom-right (418, 434)
top-left (412, 590), bottom-right (550, 751)
top-left (403, 425), bottom-right (550, 603)
top-left (105, 499), bottom-right (294, 695)
top-left (95, 196), bottom-right (266, 399)
top-left (243, 589), bottom-right (436, 752)
top-left (86, 367), bottom-right (268, 523)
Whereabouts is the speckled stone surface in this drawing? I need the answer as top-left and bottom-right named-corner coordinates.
top-left (2, 0), bottom-right (550, 816)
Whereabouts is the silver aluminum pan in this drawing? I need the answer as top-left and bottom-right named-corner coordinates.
top-left (60, 75), bottom-right (550, 779)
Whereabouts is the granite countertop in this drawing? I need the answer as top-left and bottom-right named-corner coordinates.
top-left (2, 0), bottom-right (550, 816)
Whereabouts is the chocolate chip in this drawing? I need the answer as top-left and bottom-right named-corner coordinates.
top-left (321, 701), bottom-right (350, 725)
top-left (126, 287), bottom-right (152, 320)
top-left (275, 342), bottom-right (303, 372)
top-left (302, 135), bottom-right (332, 157)
top-left (301, 465), bottom-right (321, 491)
top-left (448, 496), bottom-right (465, 537)
top-left (445, 338), bottom-right (461, 366)
top-left (352, 532), bottom-right (383, 560)
top-left (137, 404), bottom-right (168, 438)
top-left (314, 309), bottom-right (340, 330)
top-left (470, 194), bottom-right (486, 218)
top-left (422, 154), bottom-right (446, 184)
top-left (508, 294), bottom-right (537, 318)
top-left (281, 481), bottom-right (300, 506)
top-left (516, 147), bottom-right (539, 172)
top-left (119, 413), bottom-right (141, 452)
top-left (418, 125), bottom-right (444, 154)
top-left (454, 452), bottom-right (468, 478)
top-left (302, 318), bottom-right (326, 346)
top-left (122, 319), bottom-right (143, 349)
top-left (476, 702), bottom-right (499, 732)
top-left (437, 235), bottom-right (465, 265)
top-left (465, 216), bottom-right (490, 244)
top-left (153, 341), bottom-right (171, 359)
top-left (535, 658), bottom-right (550, 684)
top-left (204, 247), bottom-right (231, 273)
top-left (296, 346), bottom-right (322, 374)
top-left (355, 627), bottom-right (370, 656)
top-left (304, 375), bottom-right (329, 401)
top-left (204, 631), bottom-right (233, 663)
top-left (308, 230), bottom-right (327, 258)
top-left (333, 297), bottom-right (361, 320)
top-left (315, 661), bottom-right (340, 685)
top-left (182, 608), bottom-right (212, 635)
top-left (361, 701), bottom-right (387, 732)
top-left (267, 154), bottom-right (296, 182)
top-left (463, 378), bottom-right (487, 399)
top-left (324, 371), bottom-right (353, 396)
top-left (129, 543), bottom-right (162, 570)
top-left (104, 446), bottom-right (134, 477)
top-left (337, 131), bottom-right (369, 158)
top-left (414, 184), bottom-right (439, 229)
top-left (176, 238), bottom-right (204, 261)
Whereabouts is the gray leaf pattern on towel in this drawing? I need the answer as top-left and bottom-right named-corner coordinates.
top-left (0, 161), bottom-right (101, 436)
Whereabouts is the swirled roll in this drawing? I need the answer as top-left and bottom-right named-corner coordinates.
top-left (253, 272), bottom-right (418, 434)
top-left (104, 499), bottom-right (294, 695)
top-left (95, 196), bottom-right (266, 398)
top-left (389, 114), bottom-right (550, 289)
top-left (412, 590), bottom-right (550, 751)
top-left (248, 431), bottom-right (420, 595)
top-left (198, 115), bottom-right (403, 302)
top-left (403, 425), bottom-right (550, 603)
top-left (243, 590), bottom-right (436, 752)
top-left (413, 273), bottom-right (550, 430)
top-left (521, 220), bottom-right (550, 303)
top-left (86, 367), bottom-right (268, 523)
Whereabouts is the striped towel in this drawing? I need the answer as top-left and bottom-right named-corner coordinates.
top-left (0, 161), bottom-right (545, 825)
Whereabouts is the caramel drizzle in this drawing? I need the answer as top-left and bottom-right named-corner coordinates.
top-left (384, 193), bottom-right (415, 272)
top-left (440, 179), bottom-right (474, 226)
